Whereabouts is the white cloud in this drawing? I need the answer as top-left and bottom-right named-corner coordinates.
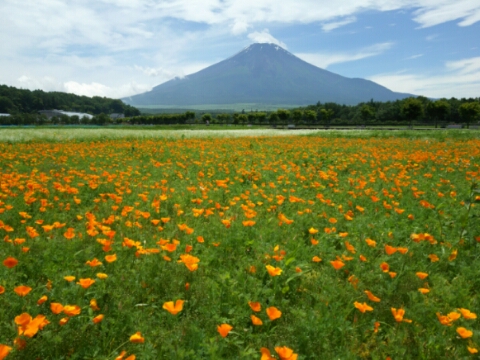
top-left (296, 42), bottom-right (394, 69)
top-left (231, 21), bottom-right (250, 35)
top-left (406, 54), bottom-right (424, 60)
top-left (368, 56), bottom-right (480, 98)
top-left (321, 17), bottom-right (357, 32)
top-left (247, 29), bottom-right (287, 48)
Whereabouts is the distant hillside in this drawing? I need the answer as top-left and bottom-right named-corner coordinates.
top-left (123, 43), bottom-right (414, 107)
top-left (0, 84), bottom-right (140, 116)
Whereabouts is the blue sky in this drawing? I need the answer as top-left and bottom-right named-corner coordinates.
top-left (1, 0), bottom-right (479, 100)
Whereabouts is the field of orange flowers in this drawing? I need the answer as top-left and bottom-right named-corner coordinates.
top-left (1, 134), bottom-right (480, 359)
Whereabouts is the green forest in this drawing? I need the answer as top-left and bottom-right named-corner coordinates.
top-left (0, 84), bottom-right (479, 127)
top-left (0, 84), bottom-right (140, 117)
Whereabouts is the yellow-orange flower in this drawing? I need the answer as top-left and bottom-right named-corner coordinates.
top-left (90, 299), bottom-right (100, 311)
top-left (330, 260), bottom-right (345, 270)
top-left (416, 272), bottom-right (428, 279)
top-left (380, 262), bottom-right (389, 272)
top-left (248, 301), bottom-right (261, 312)
top-left (162, 300), bottom-right (184, 315)
top-left (64, 276), bottom-right (75, 282)
top-left (275, 346), bottom-right (298, 360)
top-left (37, 295), bottom-right (48, 305)
top-left (93, 314), bottom-right (104, 324)
top-left (130, 332), bottom-right (145, 343)
top-left (63, 305), bottom-right (81, 317)
top-left (456, 327), bottom-right (473, 339)
top-left (217, 323), bottom-right (233, 338)
top-left (312, 256), bottom-right (322, 262)
top-left (86, 258), bottom-right (102, 267)
top-left (418, 288), bottom-right (430, 294)
top-left (354, 301), bottom-right (373, 313)
top-left (14, 285), bottom-right (32, 297)
top-left (251, 315), bottom-right (263, 326)
top-left (105, 254), bottom-right (117, 263)
top-left (77, 278), bottom-right (95, 289)
top-left (50, 303), bottom-right (64, 314)
top-left (266, 306), bottom-right (282, 321)
top-left (96, 273), bottom-right (108, 279)
top-left (364, 290), bottom-right (381, 302)
top-left (384, 245), bottom-right (397, 255)
top-left (458, 308), bottom-right (477, 320)
top-left (0, 344), bottom-right (13, 359)
top-left (265, 265), bottom-right (282, 276)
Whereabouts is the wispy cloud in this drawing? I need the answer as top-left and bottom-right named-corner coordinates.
top-left (247, 29), bottom-right (287, 48)
top-left (296, 42), bottom-right (394, 69)
top-left (321, 17), bottom-right (357, 32)
top-left (405, 54), bottom-right (423, 60)
top-left (369, 56), bottom-right (480, 98)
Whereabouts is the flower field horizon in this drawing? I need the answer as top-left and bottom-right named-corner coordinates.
top-left (1, 131), bottom-right (479, 359)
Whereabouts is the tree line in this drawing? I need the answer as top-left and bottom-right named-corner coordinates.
top-left (0, 84), bottom-right (140, 117)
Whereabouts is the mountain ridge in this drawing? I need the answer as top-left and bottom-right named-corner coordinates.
top-left (123, 43), bottom-right (414, 106)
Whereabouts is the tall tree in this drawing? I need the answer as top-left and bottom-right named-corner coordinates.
top-left (401, 98), bottom-right (424, 128)
top-left (426, 100), bottom-right (450, 128)
top-left (459, 102), bottom-right (480, 129)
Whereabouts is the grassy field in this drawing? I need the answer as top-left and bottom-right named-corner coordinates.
top-left (1, 130), bottom-right (479, 359)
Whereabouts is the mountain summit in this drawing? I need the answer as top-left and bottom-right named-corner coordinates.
top-left (123, 43), bottom-right (412, 106)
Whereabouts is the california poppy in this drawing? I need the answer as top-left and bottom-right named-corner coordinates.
top-left (354, 301), bottom-right (373, 313)
top-left (63, 305), bottom-right (81, 317)
top-left (77, 278), bottom-right (95, 289)
top-left (330, 260), bottom-right (345, 270)
top-left (51, 302), bottom-right (64, 314)
top-left (162, 300), bottom-right (184, 315)
top-left (265, 265), bottom-right (282, 276)
top-left (251, 315), bottom-right (263, 326)
top-left (93, 314), bottom-right (104, 324)
top-left (3, 257), bottom-right (18, 269)
top-left (456, 327), bottom-right (473, 339)
top-left (248, 301), bottom-right (261, 312)
top-left (217, 323), bottom-right (233, 338)
top-left (14, 285), bottom-right (32, 297)
top-left (364, 290), bottom-right (381, 302)
top-left (130, 332), bottom-right (145, 343)
top-left (266, 306), bottom-right (282, 321)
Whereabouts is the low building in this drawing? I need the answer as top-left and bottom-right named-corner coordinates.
top-left (110, 113), bottom-right (125, 120)
top-left (39, 110), bottom-right (93, 120)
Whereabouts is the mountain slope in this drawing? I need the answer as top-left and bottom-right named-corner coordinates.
top-left (123, 43), bottom-right (413, 106)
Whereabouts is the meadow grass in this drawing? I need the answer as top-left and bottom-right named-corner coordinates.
top-left (0, 132), bottom-right (479, 359)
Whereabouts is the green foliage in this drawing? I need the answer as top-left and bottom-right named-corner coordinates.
top-left (459, 102), bottom-right (480, 128)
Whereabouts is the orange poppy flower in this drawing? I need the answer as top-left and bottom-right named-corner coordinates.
top-left (266, 306), bottom-right (282, 321)
top-left (251, 315), bottom-right (263, 326)
top-left (275, 346), bottom-right (298, 360)
top-left (37, 295), bottom-right (48, 305)
top-left (308, 228), bottom-right (319, 234)
top-left (162, 300), bottom-right (184, 315)
top-left (330, 260), bottom-right (345, 270)
top-left (0, 344), bottom-right (13, 359)
top-left (96, 273), bottom-right (108, 279)
top-left (93, 314), bottom-right (104, 324)
top-left (354, 301), bottom-right (373, 313)
top-left (312, 256), bottom-right (322, 262)
top-left (179, 254), bottom-right (200, 272)
top-left (59, 317), bottom-right (69, 326)
top-left (0, 285), bottom-right (5, 294)
top-left (90, 299), bottom-right (100, 311)
top-left (260, 347), bottom-right (276, 360)
top-left (130, 332), bottom-right (145, 343)
top-left (86, 258), bottom-right (103, 267)
top-left (364, 290), bottom-right (381, 302)
top-left (51, 303), bottom-right (64, 314)
top-left (14, 285), bottom-right (32, 297)
top-left (105, 254), bottom-right (117, 263)
top-left (391, 307), bottom-right (411, 322)
top-left (365, 238), bottom-right (376, 247)
top-left (217, 324), bottom-right (233, 338)
top-left (458, 308), bottom-right (477, 320)
top-left (63, 305), bottom-right (81, 317)
top-left (265, 265), bottom-right (282, 276)
top-left (77, 278), bottom-right (95, 289)
top-left (3, 256), bottom-right (18, 269)
top-left (380, 262), bottom-right (389, 272)
top-left (248, 301), bottom-right (261, 312)
top-left (418, 288), bottom-right (430, 294)
top-left (428, 254), bottom-right (439, 262)
top-left (456, 327), bottom-right (473, 338)
top-left (416, 272), bottom-right (428, 280)
top-left (384, 245), bottom-right (397, 255)
top-left (64, 276), bottom-right (75, 282)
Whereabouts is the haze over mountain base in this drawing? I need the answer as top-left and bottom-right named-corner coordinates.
top-left (123, 43), bottom-right (413, 107)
